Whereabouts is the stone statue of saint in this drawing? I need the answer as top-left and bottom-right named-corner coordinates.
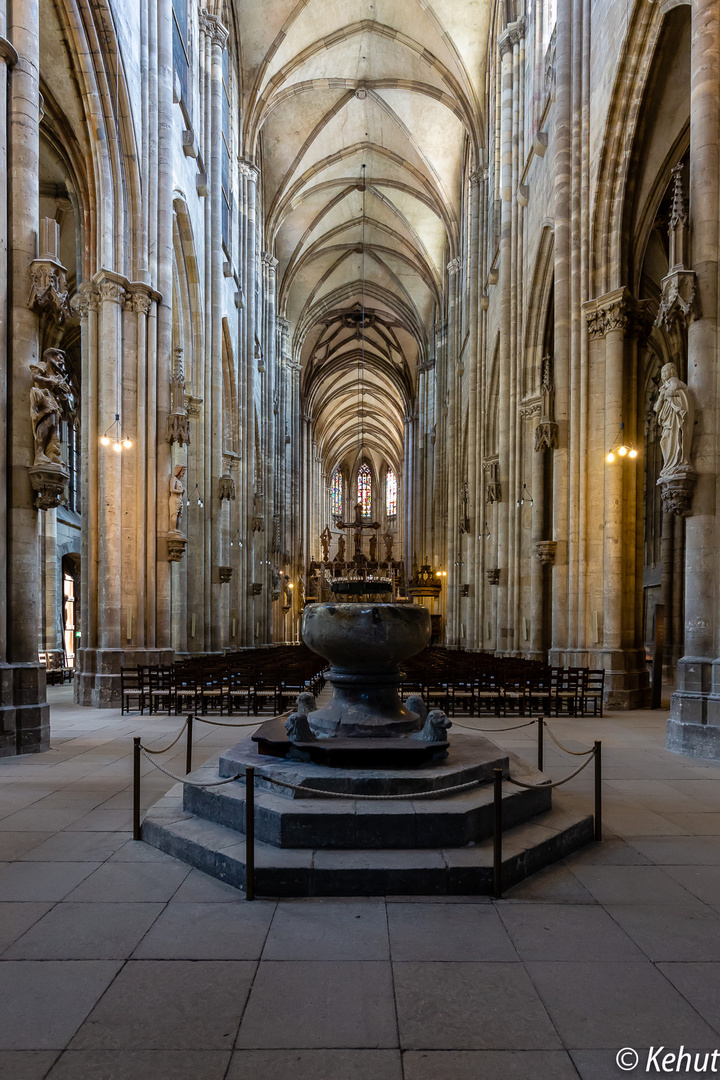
top-left (369, 533), bottom-right (377, 562)
top-left (29, 348), bottom-right (74, 466)
top-left (335, 534), bottom-right (346, 562)
top-left (169, 465), bottom-right (187, 533)
top-left (384, 531), bottom-right (394, 562)
top-left (320, 525), bottom-right (332, 562)
top-left (654, 362), bottom-right (695, 480)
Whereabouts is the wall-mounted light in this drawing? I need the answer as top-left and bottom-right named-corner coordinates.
top-left (186, 483), bottom-right (203, 509)
top-left (516, 483), bottom-right (533, 508)
top-left (100, 413), bottom-right (132, 451)
top-left (606, 422), bottom-right (638, 463)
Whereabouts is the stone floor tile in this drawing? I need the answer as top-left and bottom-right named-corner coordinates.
top-left (0, 961), bottom-right (122, 1049)
top-left (227, 1048), bottom-right (403, 1080)
top-left (70, 960), bottom-right (255, 1050)
top-left (570, 865), bottom-right (704, 906)
top-left (0, 1051), bottom-right (60, 1080)
top-left (132, 902), bottom-right (274, 960)
top-left (662, 864), bottom-right (720, 906)
top-left (262, 900), bottom-right (389, 961)
top-left (570, 1049), bottom-right (649, 1079)
top-left (525, 961), bottom-right (719, 1049)
top-left (4, 902), bottom-right (164, 960)
top-left (64, 809), bottom-right (133, 832)
top-left (0, 807), bottom-right (90, 832)
top-left (237, 961), bottom-right (397, 1048)
top-left (0, 833), bottom-right (52, 861)
top-left (169, 866), bottom-right (247, 901)
top-left (0, 903), bottom-right (55, 953)
top-left (388, 903), bottom-right (517, 961)
top-left (662, 813), bottom-right (720, 835)
top-left (627, 836), bottom-right (720, 865)
top-left (109, 840), bottom-right (186, 865)
top-left (393, 961), bottom-right (561, 1050)
top-left (19, 831), bottom-right (128, 862)
top-left (605, 904), bottom-right (720, 962)
top-left (498, 904), bottom-right (644, 962)
top-left (0, 861), bottom-right (101, 901)
top-left (46, 1049), bottom-right (231, 1079)
top-left (564, 838), bottom-right (651, 866)
top-left (63, 861), bottom-right (191, 902)
top-left (501, 864), bottom-right (596, 903)
top-left (658, 963), bottom-right (720, 1036)
top-left (402, 1050), bottom-right (581, 1080)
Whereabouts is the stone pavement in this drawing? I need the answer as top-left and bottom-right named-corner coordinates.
top-left (1, 688), bottom-right (720, 1079)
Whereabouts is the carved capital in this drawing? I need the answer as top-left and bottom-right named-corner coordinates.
top-left (658, 471), bottom-right (697, 518)
top-left (200, 11), bottom-right (229, 48)
top-left (99, 279), bottom-right (125, 305)
top-left (167, 534), bottom-right (187, 562)
top-left (486, 568), bottom-right (500, 586)
top-left (535, 540), bottom-right (557, 565)
top-left (251, 515), bottom-right (264, 532)
top-left (584, 288), bottom-right (638, 339)
top-left (166, 413), bottom-right (190, 447)
top-left (28, 259), bottom-right (71, 322)
top-left (186, 396), bottom-right (203, 417)
top-left (128, 289), bottom-right (152, 316)
top-left (519, 397), bottom-right (541, 419)
top-left (239, 158), bottom-right (259, 182)
top-left (219, 474), bottom-right (236, 501)
top-left (534, 421), bottom-right (559, 452)
top-left (218, 566), bottom-right (233, 584)
top-left (262, 251), bottom-right (278, 271)
top-left (655, 269), bottom-right (700, 332)
top-left (447, 256), bottom-right (462, 276)
top-left (28, 463), bottom-right (68, 511)
top-left (499, 18), bottom-right (525, 57)
top-left (72, 283), bottom-right (100, 318)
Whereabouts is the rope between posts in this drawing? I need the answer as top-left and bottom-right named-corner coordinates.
top-left (505, 750), bottom-right (596, 790)
top-left (187, 716), bottom-right (263, 729)
top-left (454, 719), bottom-right (537, 734)
top-left (542, 723), bottom-right (596, 757)
top-left (139, 747), bottom-right (245, 787)
top-left (261, 774), bottom-right (487, 800)
top-left (140, 719), bottom-right (189, 755)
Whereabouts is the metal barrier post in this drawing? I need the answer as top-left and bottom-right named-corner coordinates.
top-left (245, 766), bottom-right (255, 901)
top-left (537, 716), bottom-right (544, 772)
top-left (493, 767), bottom-right (503, 899)
top-left (594, 740), bottom-right (602, 841)
top-left (133, 737), bottom-right (142, 841)
top-left (186, 715), bottom-right (194, 775)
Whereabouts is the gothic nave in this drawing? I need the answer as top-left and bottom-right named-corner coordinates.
top-left (0, 0), bottom-right (718, 758)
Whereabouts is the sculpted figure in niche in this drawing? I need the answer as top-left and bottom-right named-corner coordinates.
top-left (654, 363), bottom-right (695, 480)
top-left (169, 465), bottom-right (187, 533)
top-left (30, 348), bottom-right (74, 466)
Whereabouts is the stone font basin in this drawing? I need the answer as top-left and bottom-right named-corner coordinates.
top-left (301, 602), bottom-right (431, 737)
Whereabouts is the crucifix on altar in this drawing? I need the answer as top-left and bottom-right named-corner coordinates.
top-left (335, 502), bottom-right (380, 562)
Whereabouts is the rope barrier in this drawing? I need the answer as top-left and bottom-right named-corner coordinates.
top-left (131, 712), bottom-right (603, 903)
top-left (453, 719), bottom-right (537, 734)
top-left (542, 724), bottom-right (596, 757)
top-left (140, 719), bottom-right (189, 755)
top-left (139, 747), bottom-right (245, 787)
top-left (505, 750), bottom-right (596, 790)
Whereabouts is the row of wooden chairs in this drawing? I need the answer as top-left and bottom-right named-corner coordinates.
top-left (400, 668), bottom-right (605, 718)
top-left (121, 655), bottom-right (325, 716)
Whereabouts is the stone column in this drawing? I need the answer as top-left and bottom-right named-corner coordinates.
top-left (667, 0), bottom-right (720, 749)
top-left (3, 0), bottom-right (49, 752)
top-left (584, 289), bottom-right (649, 707)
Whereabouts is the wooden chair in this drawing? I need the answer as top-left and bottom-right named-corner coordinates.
top-left (121, 667), bottom-right (143, 714)
top-left (581, 669), bottom-right (605, 717)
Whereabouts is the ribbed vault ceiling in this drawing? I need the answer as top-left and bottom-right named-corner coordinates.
top-left (237, 0), bottom-right (490, 472)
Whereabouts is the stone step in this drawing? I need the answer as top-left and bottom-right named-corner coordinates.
top-left (182, 769), bottom-right (551, 849)
top-left (142, 787), bottom-right (594, 897)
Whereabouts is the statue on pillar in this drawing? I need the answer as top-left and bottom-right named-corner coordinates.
top-left (335, 534), bottom-right (346, 562)
top-left (655, 363), bottom-right (694, 479)
top-left (169, 465), bottom-right (187, 534)
top-left (369, 533), bottom-right (378, 563)
top-left (654, 362), bottom-right (696, 516)
top-left (384, 531), bottom-right (394, 563)
top-left (320, 525), bottom-right (332, 563)
top-left (29, 348), bottom-right (74, 466)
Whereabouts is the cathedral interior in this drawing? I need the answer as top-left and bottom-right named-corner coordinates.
top-left (2, 0), bottom-right (720, 1074)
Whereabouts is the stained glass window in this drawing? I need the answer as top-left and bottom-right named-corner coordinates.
top-left (330, 468), bottom-right (343, 519)
top-left (386, 468), bottom-right (397, 517)
top-left (357, 463), bottom-right (372, 517)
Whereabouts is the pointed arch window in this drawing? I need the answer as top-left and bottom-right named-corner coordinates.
top-left (330, 468), bottom-right (343, 519)
top-left (385, 468), bottom-right (397, 517)
top-left (357, 463), bottom-right (372, 517)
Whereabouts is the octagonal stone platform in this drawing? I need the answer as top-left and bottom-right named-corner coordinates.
top-left (142, 730), bottom-right (595, 896)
